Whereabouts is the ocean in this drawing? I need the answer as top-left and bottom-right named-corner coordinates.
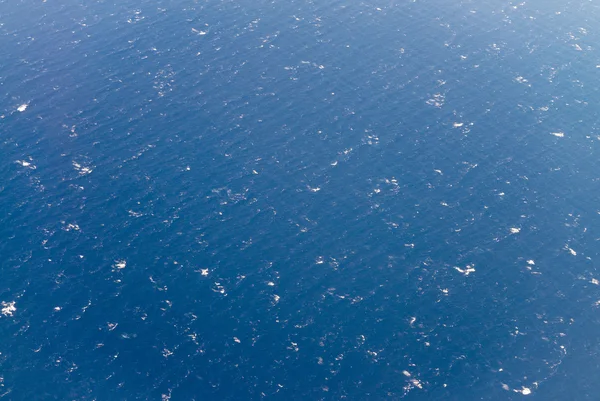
top-left (1, 0), bottom-right (600, 399)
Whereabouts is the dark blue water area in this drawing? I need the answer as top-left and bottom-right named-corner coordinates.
top-left (2, 0), bottom-right (600, 399)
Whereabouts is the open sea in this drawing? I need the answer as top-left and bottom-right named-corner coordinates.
top-left (1, 0), bottom-right (600, 399)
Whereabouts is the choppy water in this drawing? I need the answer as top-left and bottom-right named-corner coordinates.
top-left (2, 0), bottom-right (600, 399)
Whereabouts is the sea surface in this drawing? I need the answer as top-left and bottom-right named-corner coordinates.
top-left (1, 0), bottom-right (600, 399)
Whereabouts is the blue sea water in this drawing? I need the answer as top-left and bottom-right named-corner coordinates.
top-left (2, 0), bottom-right (600, 399)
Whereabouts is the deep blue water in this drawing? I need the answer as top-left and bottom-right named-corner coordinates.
top-left (2, 0), bottom-right (600, 399)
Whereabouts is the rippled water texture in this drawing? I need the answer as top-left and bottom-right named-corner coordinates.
top-left (1, 0), bottom-right (600, 399)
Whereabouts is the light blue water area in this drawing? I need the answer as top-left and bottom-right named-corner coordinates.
top-left (2, 0), bottom-right (600, 399)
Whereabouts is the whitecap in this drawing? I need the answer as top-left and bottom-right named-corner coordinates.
top-left (1, 301), bottom-right (16, 316)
